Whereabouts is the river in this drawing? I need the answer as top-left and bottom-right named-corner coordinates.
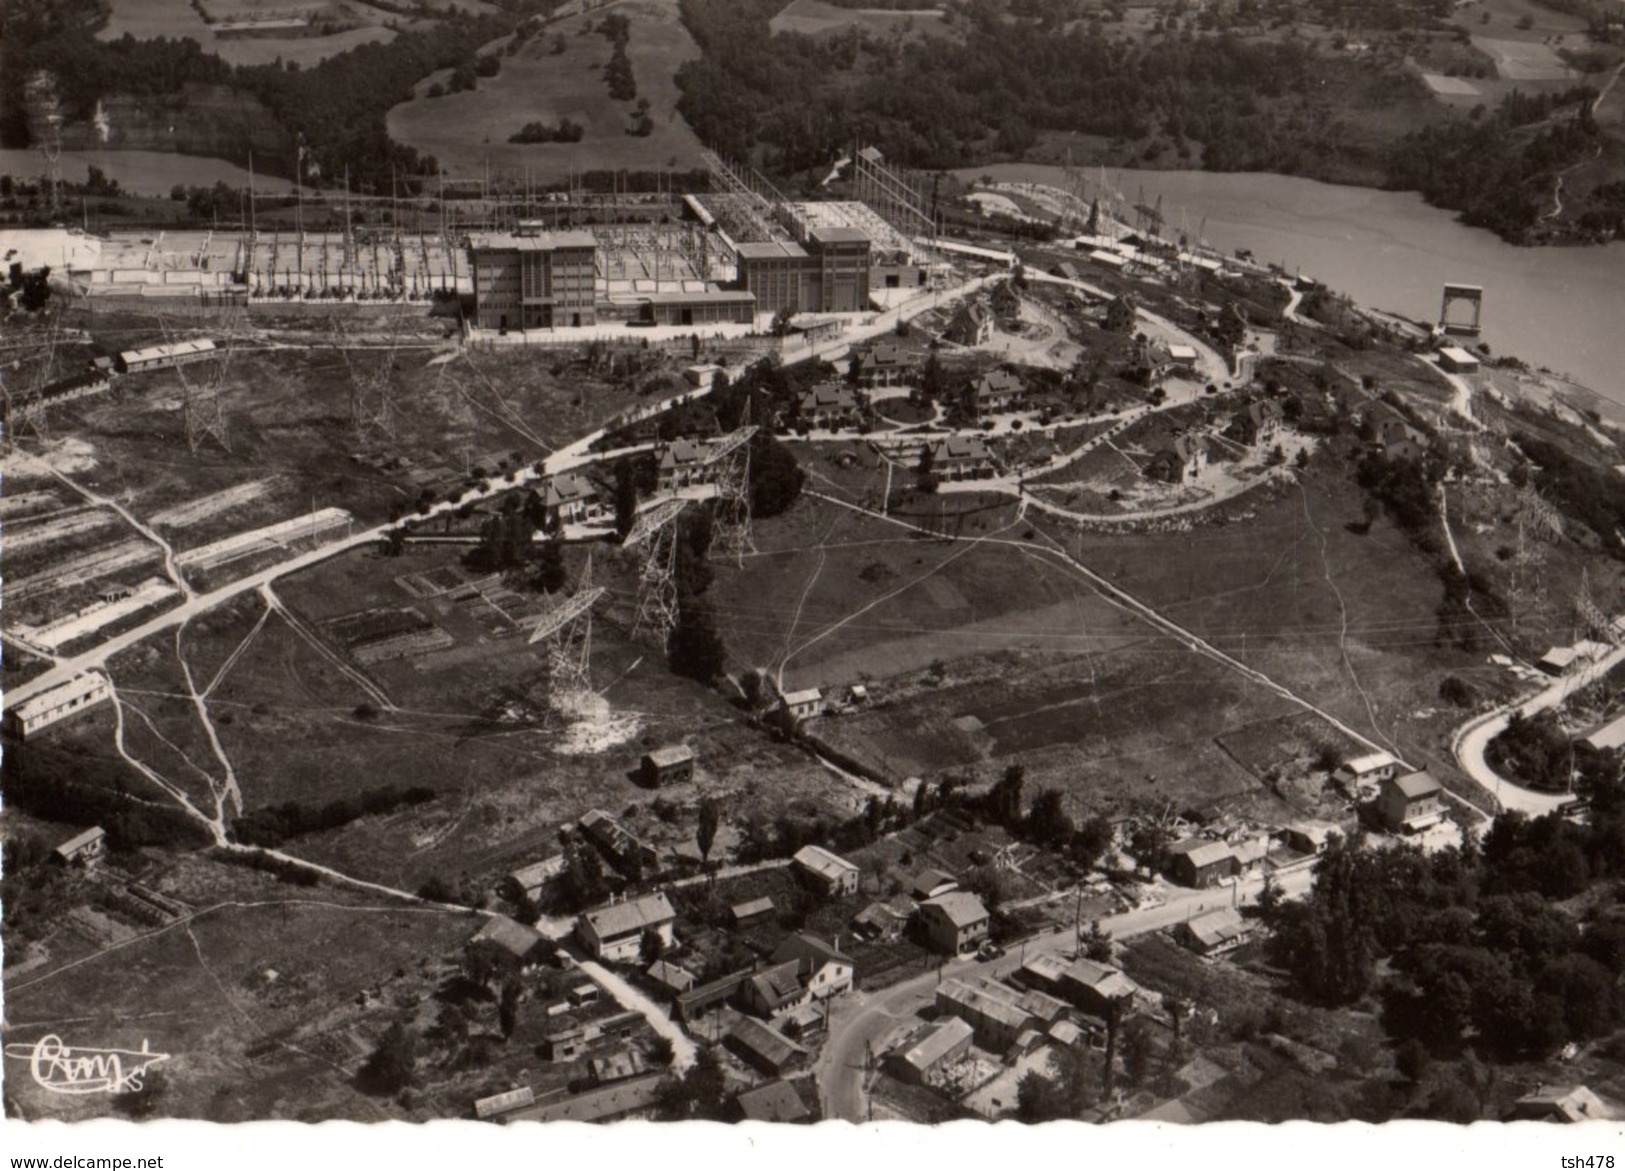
top-left (963, 164), bottom-right (1625, 407)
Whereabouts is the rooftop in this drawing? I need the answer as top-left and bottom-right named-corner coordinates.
top-left (793, 844), bottom-right (858, 880)
top-left (581, 891), bottom-right (677, 941)
top-left (1390, 769), bottom-right (1443, 799)
top-left (896, 1016), bottom-right (975, 1072)
top-left (1342, 751), bottom-right (1396, 775)
top-left (469, 230), bottom-right (598, 252)
top-left (644, 744), bottom-right (695, 768)
top-left (472, 915), bottom-right (546, 958)
top-left (737, 1080), bottom-right (811, 1123)
top-left (924, 890), bottom-right (989, 928)
top-left (735, 240), bottom-right (808, 261)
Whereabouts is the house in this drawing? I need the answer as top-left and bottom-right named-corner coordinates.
top-left (1281, 821), bottom-right (1340, 856)
top-left (1230, 834), bottom-right (1271, 875)
top-left (1537, 642), bottom-right (1606, 676)
top-left (935, 977), bottom-right (1046, 1052)
top-left (473, 1086), bottom-right (535, 1120)
top-left (1507, 1084), bottom-right (1617, 1123)
top-left (1379, 417), bottom-right (1428, 462)
top-left (640, 744), bottom-right (695, 787)
top-left (910, 868), bottom-right (959, 901)
top-left (726, 1016), bottom-right (810, 1077)
top-left (4, 672), bottom-right (112, 740)
top-left (1166, 343), bottom-right (1199, 372)
top-left (501, 855), bottom-right (566, 905)
top-left (578, 808), bottom-right (662, 877)
top-left (504, 1074), bottom-right (663, 1123)
top-left (1438, 346), bottom-right (1480, 374)
top-left (1052, 261), bottom-right (1082, 281)
top-left (52, 827), bottom-right (107, 868)
top-left (918, 890), bottom-right (991, 955)
top-left (542, 472), bottom-right (599, 527)
top-left (590, 1047), bottom-right (650, 1085)
top-left (730, 896), bottom-right (776, 927)
top-left (1227, 399), bottom-right (1283, 446)
top-left (1583, 712), bottom-right (1625, 752)
top-left (737, 1080), bottom-right (812, 1123)
top-left (470, 915), bottom-right (550, 969)
top-left (540, 1009), bottom-right (643, 1062)
top-left (851, 901), bottom-right (908, 941)
top-left (656, 437), bottom-right (717, 493)
top-left (1048, 1018), bottom-right (1103, 1052)
top-left (924, 434), bottom-right (995, 481)
top-left (779, 687), bottom-right (824, 723)
top-left (576, 891), bottom-right (678, 963)
top-left (771, 933), bottom-right (856, 1002)
top-left (644, 959), bottom-right (696, 998)
top-left (1012, 952), bottom-right (1071, 996)
top-left (1163, 838), bottom-right (1237, 888)
top-left (1176, 907), bottom-right (1255, 956)
top-left (743, 960), bottom-right (807, 1019)
top-left (1057, 958), bottom-right (1140, 1020)
top-left (797, 383), bottom-right (862, 429)
top-left (854, 343), bottom-right (915, 387)
top-left (946, 301), bottom-right (992, 347)
top-left (1333, 751), bottom-right (1398, 798)
top-left (1145, 434), bottom-right (1208, 484)
top-left (888, 1017), bottom-right (975, 1085)
top-left (1377, 770), bottom-right (1446, 834)
top-left (792, 845), bottom-right (860, 897)
top-left (971, 369), bottom-right (1025, 413)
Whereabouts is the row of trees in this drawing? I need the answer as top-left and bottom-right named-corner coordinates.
top-left (508, 118), bottom-right (586, 144)
top-left (231, 784), bottom-right (437, 848)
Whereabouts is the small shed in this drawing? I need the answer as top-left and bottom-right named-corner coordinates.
top-left (641, 744), bottom-right (695, 787)
top-left (53, 827), bottom-right (108, 868)
top-left (730, 896), bottom-right (776, 927)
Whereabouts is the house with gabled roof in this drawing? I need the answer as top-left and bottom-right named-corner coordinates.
top-left (946, 301), bottom-right (992, 347)
top-left (576, 891), bottom-right (677, 963)
top-left (726, 1016), bottom-right (810, 1077)
top-left (1377, 769), bottom-right (1445, 834)
top-left (854, 343), bottom-right (915, 387)
top-left (793, 845), bottom-right (860, 897)
top-left (1227, 399), bottom-right (1283, 446)
top-left (771, 933), bottom-right (855, 1003)
top-left (918, 890), bottom-right (990, 955)
top-left (542, 472), bottom-right (600, 526)
top-left (1164, 838), bottom-right (1237, 888)
top-left (1145, 433), bottom-right (1208, 484)
top-left (971, 369), bottom-right (1025, 413)
top-left (737, 1080), bottom-right (812, 1123)
top-left (797, 383), bottom-right (862, 429)
top-left (925, 434), bottom-right (994, 480)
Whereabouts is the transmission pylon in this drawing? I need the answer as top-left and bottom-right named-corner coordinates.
top-left (39, 121), bottom-right (63, 218)
top-left (1577, 568), bottom-right (1613, 644)
top-left (623, 496), bottom-right (688, 645)
top-left (162, 315), bottom-right (231, 454)
top-left (333, 313), bottom-right (398, 442)
top-left (708, 424), bottom-right (758, 565)
top-left (529, 551), bottom-right (605, 698)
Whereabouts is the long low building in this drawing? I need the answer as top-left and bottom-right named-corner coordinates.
top-left (117, 338), bottom-right (216, 374)
top-left (4, 672), bottom-right (112, 739)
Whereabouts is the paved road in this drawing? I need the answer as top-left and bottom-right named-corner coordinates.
top-left (815, 866), bottom-right (1315, 1121)
top-left (1453, 643), bottom-right (1625, 815)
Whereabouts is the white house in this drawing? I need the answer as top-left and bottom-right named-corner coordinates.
top-left (792, 845), bottom-right (860, 897)
top-left (1332, 751), bottom-right (1397, 798)
top-left (5, 672), bottom-right (112, 740)
top-left (576, 892), bottom-right (677, 963)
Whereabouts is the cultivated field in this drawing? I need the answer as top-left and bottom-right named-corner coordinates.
top-left (386, 0), bottom-right (706, 182)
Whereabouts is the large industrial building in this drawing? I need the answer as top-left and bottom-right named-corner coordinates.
top-left (468, 230), bottom-right (600, 330)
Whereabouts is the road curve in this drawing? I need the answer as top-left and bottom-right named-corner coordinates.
top-left (1453, 644), bottom-right (1625, 815)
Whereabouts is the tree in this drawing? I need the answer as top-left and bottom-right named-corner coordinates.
top-left (696, 798), bottom-right (720, 865)
top-left (1120, 1018), bottom-right (1156, 1087)
top-left (614, 458), bottom-right (640, 540)
top-left (986, 762), bottom-right (1025, 828)
top-left (1025, 787), bottom-right (1073, 849)
top-left (654, 1046), bottom-right (729, 1120)
top-left (641, 925), bottom-right (667, 966)
top-left (18, 265), bottom-right (51, 313)
top-left (669, 595), bottom-right (727, 683)
top-left (748, 431), bottom-right (805, 518)
top-left (1071, 814), bottom-right (1114, 870)
top-left (498, 980), bottom-right (522, 1039)
top-left (536, 539), bottom-right (567, 593)
top-left (358, 1022), bottom-right (418, 1094)
top-left (1083, 919), bottom-right (1114, 963)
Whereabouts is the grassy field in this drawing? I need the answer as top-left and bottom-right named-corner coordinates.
top-left (97, 0), bottom-right (397, 68)
top-left (2, 853), bottom-right (482, 1121)
top-left (386, 0), bottom-right (705, 182)
top-left (769, 0), bottom-right (950, 38)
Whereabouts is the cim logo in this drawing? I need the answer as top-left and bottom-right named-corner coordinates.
top-left (3, 1034), bottom-right (171, 1096)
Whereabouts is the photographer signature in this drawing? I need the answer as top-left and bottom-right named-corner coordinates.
top-left (3, 1034), bottom-right (171, 1095)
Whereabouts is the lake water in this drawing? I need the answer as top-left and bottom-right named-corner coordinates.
top-left (0, 149), bottom-right (305, 198)
top-left (963, 164), bottom-right (1625, 406)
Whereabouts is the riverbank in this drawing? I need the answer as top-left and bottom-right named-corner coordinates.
top-left (961, 164), bottom-right (1625, 408)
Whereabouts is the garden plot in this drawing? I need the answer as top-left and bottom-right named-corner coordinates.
top-left (4, 540), bottom-right (161, 604)
top-left (175, 507), bottom-right (355, 574)
top-left (151, 478), bottom-right (280, 529)
top-left (0, 489), bottom-right (63, 519)
top-left (13, 577), bottom-right (180, 653)
top-left (5, 508), bottom-right (117, 553)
